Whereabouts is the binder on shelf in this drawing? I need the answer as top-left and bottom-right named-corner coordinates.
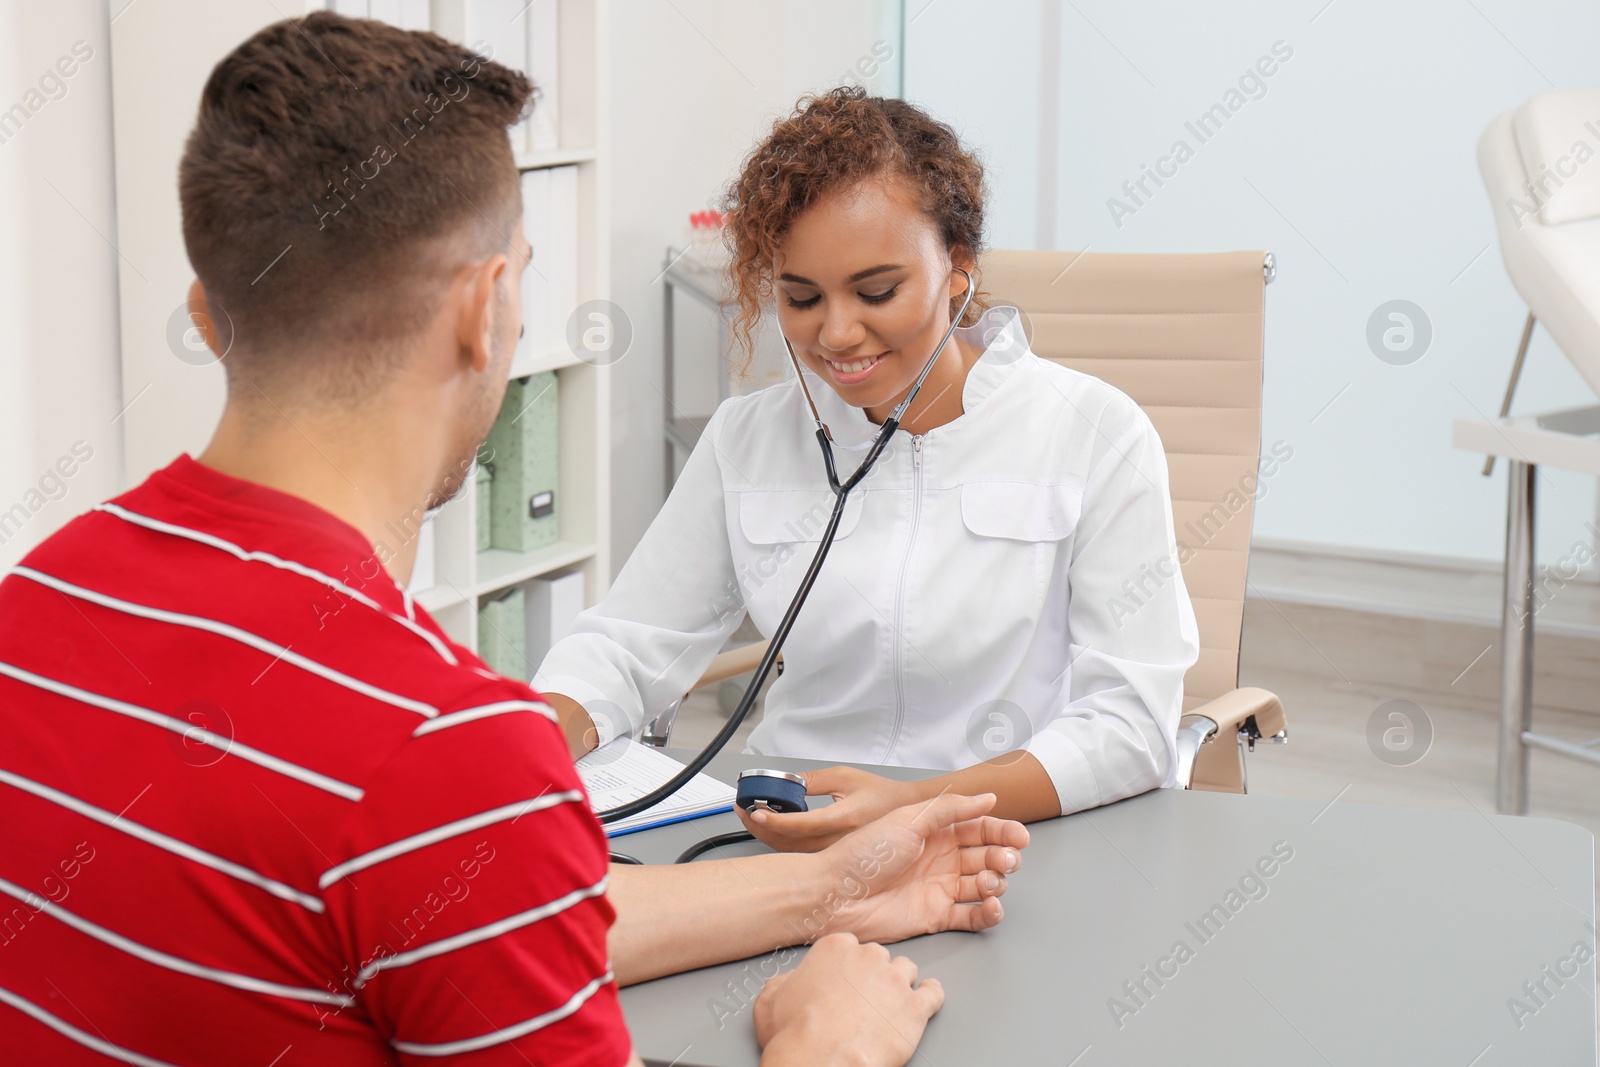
top-left (336, 0), bottom-right (428, 29)
top-left (514, 166), bottom-right (579, 375)
top-left (400, 0), bottom-right (428, 29)
top-left (548, 165), bottom-right (578, 353)
top-left (525, 0), bottom-right (560, 151)
top-left (524, 570), bottom-right (584, 675)
top-left (465, 0), bottom-right (530, 152)
top-left (485, 371), bottom-right (559, 553)
top-left (409, 515), bottom-right (435, 591)
top-left (476, 585), bottom-right (526, 678)
top-left (474, 464), bottom-right (492, 552)
top-left (409, 516), bottom-right (436, 594)
top-left (518, 169), bottom-right (551, 371)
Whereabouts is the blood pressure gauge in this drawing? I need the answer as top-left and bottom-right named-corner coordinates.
top-left (736, 769), bottom-right (809, 814)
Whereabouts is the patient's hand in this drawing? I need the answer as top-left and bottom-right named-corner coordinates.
top-left (737, 765), bottom-right (920, 852)
top-left (755, 932), bottom-right (942, 1067)
top-left (802, 791), bottom-right (1027, 947)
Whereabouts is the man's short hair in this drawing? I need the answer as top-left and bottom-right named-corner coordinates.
top-left (179, 12), bottom-right (533, 389)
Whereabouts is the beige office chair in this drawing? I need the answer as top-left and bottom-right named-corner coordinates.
top-left (679, 249), bottom-right (1287, 794)
top-left (980, 248), bottom-right (1285, 793)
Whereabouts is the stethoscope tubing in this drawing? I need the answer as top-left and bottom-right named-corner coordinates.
top-left (597, 267), bottom-right (976, 826)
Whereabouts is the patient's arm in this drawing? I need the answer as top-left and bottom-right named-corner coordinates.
top-left (605, 792), bottom-right (1027, 986)
top-left (754, 933), bottom-right (943, 1067)
top-left (626, 936), bottom-right (946, 1067)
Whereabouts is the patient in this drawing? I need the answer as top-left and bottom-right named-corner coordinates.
top-left (0, 14), bottom-right (1027, 1066)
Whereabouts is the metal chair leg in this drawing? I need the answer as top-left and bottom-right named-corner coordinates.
top-left (1497, 459), bottom-right (1536, 814)
top-left (1482, 313), bottom-right (1537, 477)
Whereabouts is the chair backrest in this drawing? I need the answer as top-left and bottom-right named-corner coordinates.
top-left (978, 249), bottom-right (1269, 711)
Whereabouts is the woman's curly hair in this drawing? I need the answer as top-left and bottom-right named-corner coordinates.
top-left (720, 86), bottom-right (989, 366)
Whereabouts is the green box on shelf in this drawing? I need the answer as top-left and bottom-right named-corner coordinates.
top-left (474, 464), bottom-right (492, 553)
top-left (476, 586), bottom-right (526, 678)
top-left (485, 371), bottom-right (559, 553)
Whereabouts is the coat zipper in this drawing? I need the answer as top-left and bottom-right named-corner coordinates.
top-left (884, 433), bottom-right (923, 761)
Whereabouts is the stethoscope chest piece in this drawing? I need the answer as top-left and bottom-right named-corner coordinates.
top-left (736, 769), bottom-right (809, 814)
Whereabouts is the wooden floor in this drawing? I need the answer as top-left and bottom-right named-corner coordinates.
top-left (669, 597), bottom-right (1600, 893)
top-left (1249, 540), bottom-right (1600, 715)
top-left (1236, 596), bottom-right (1600, 895)
top-left (1250, 538), bottom-right (1600, 643)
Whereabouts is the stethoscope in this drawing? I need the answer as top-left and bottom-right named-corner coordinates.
top-left (602, 266), bottom-right (976, 864)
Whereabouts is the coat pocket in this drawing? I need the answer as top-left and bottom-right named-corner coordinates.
top-left (736, 488), bottom-right (864, 546)
top-left (959, 481), bottom-right (1084, 542)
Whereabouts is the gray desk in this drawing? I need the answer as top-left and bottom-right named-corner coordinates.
top-left (616, 752), bottom-right (1597, 1066)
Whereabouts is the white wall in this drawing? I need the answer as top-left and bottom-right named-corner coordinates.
top-left (31, 0), bottom-right (1571, 579)
top-left (605, 0), bottom-right (899, 566)
top-left (0, 1), bottom-right (123, 570)
top-left (107, 2), bottom-right (296, 488)
top-left (907, 0), bottom-right (1600, 568)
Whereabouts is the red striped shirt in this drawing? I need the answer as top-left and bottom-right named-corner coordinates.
top-left (0, 455), bottom-right (630, 1066)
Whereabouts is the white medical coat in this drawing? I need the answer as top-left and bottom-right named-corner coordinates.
top-left (534, 305), bottom-right (1200, 814)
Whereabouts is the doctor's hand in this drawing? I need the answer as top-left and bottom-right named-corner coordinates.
top-left (755, 933), bottom-right (942, 1067)
top-left (806, 791), bottom-right (1028, 947)
top-left (736, 765), bottom-right (922, 852)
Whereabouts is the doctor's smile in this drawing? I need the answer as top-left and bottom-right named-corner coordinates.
top-left (817, 349), bottom-right (887, 384)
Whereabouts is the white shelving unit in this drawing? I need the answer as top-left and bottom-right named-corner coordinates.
top-left (109, 0), bottom-right (611, 657)
top-left (425, 0), bottom-right (611, 652)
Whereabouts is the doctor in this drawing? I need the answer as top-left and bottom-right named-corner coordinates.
top-left (538, 87), bottom-right (1199, 850)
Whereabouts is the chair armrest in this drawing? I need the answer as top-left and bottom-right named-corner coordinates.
top-left (1174, 715), bottom-right (1218, 791)
top-left (1178, 688), bottom-right (1288, 792)
top-left (689, 640), bottom-right (770, 692)
top-left (1187, 687), bottom-right (1286, 746)
top-left (645, 641), bottom-right (774, 747)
